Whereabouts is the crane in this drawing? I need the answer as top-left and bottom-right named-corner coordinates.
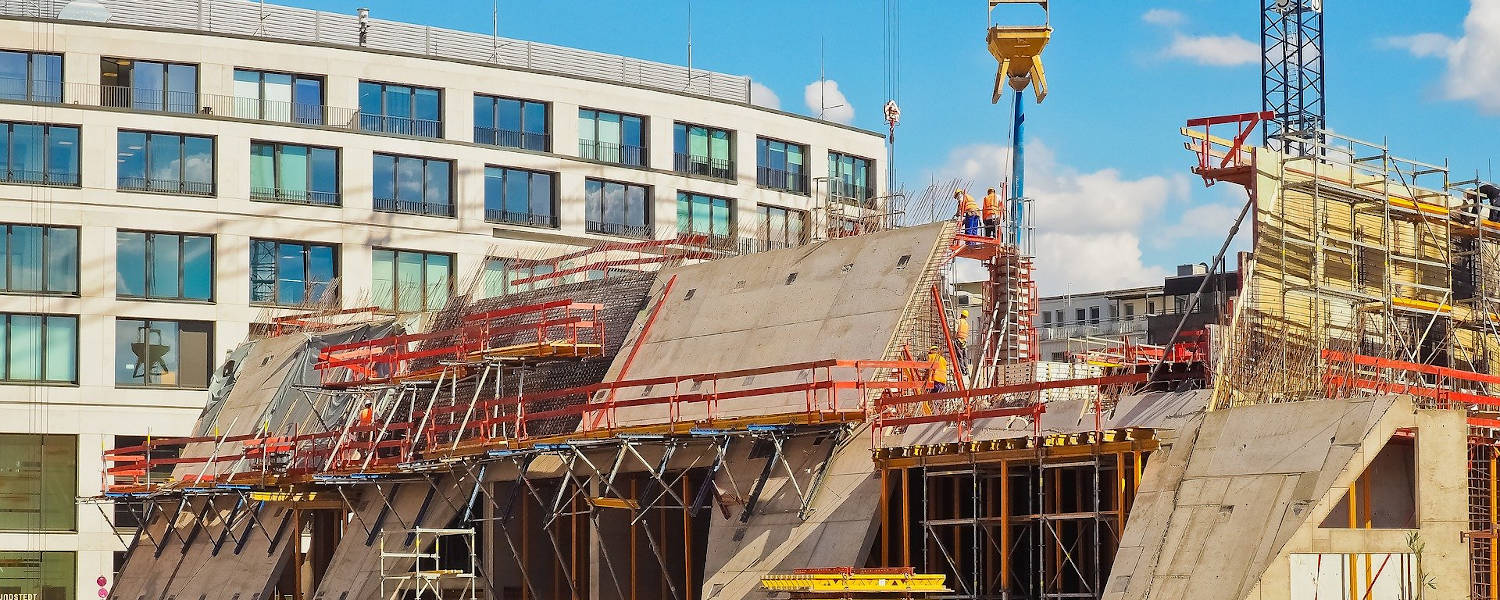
top-left (985, 0), bottom-right (1050, 246)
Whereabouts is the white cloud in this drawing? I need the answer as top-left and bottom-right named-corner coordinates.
top-left (749, 81), bottom-right (780, 109)
top-left (1141, 8), bottom-right (1185, 27)
top-left (934, 142), bottom-right (1192, 294)
top-left (1384, 1), bottom-right (1500, 114)
top-left (804, 79), bottom-right (855, 125)
top-left (1164, 33), bottom-right (1259, 66)
top-left (1379, 32), bottom-right (1457, 58)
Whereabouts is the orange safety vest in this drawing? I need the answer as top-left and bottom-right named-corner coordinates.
top-left (982, 192), bottom-right (1001, 220)
top-left (358, 406), bottom-right (373, 425)
top-left (957, 193), bottom-right (978, 216)
top-left (927, 353), bottom-right (950, 384)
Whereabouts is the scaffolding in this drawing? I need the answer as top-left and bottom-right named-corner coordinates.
top-left (379, 527), bottom-right (478, 600)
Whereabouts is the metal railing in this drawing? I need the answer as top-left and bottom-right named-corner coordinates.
top-left (485, 209), bottom-right (558, 228)
top-left (757, 166), bottom-right (810, 194)
top-left (373, 197), bottom-right (454, 217)
top-left (359, 114), bottom-right (442, 139)
top-left (1037, 318), bottom-right (1149, 341)
top-left (474, 127), bottom-right (549, 152)
top-left (673, 153), bottom-right (734, 180)
top-left (585, 220), bottom-right (653, 239)
top-left (3, 77), bottom-right (370, 129)
top-left (118, 176), bottom-right (213, 196)
top-left (0, 0), bottom-right (752, 104)
top-left (250, 187), bottom-right (340, 207)
top-left (0, 169), bottom-right (80, 187)
top-left (0, 78), bottom-right (62, 103)
top-left (578, 140), bottom-right (646, 167)
top-left (828, 180), bottom-right (874, 207)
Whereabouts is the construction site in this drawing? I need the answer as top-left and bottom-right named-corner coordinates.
top-left (86, 2), bottom-right (1498, 600)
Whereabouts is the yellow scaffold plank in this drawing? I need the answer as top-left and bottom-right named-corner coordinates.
top-left (760, 573), bottom-right (950, 595)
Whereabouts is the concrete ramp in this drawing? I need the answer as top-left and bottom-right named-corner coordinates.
top-left (310, 474), bottom-right (472, 600)
top-left (110, 496), bottom-right (295, 600)
top-left (1103, 396), bottom-right (1467, 600)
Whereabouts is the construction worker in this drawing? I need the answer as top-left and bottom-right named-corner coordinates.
top-left (982, 188), bottom-right (1001, 239)
top-left (954, 189), bottom-right (980, 236)
top-left (926, 346), bottom-right (950, 393)
top-left (955, 310), bottom-right (971, 373)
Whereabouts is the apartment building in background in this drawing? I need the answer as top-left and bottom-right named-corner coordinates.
top-left (0, 1), bottom-right (886, 596)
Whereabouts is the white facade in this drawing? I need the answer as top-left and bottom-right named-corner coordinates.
top-left (0, 3), bottom-right (886, 597)
top-left (1035, 287), bottom-right (1162, 362)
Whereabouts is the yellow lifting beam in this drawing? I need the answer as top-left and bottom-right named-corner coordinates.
top-left (760, 570), bottom-right (950, 595)
top-left (986, 0), bottom-right (1051, 104)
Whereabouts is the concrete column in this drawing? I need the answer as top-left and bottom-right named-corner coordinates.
top-left (443, 85), bottom-right (472, 143)
top-left (648, 114), bottom-right (673, 172)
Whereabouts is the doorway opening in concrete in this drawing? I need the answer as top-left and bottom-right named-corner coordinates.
top-left (1318, 435), bottom-right (1417, 529)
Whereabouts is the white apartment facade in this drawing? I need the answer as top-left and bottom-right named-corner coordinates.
top-left (1035, 286), bottom-right (1163, 362)
top-left (0, 1), bottom-right (886, 597)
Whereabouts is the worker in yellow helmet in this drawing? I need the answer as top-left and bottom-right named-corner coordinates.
top-left (981, 188), bottom-right (1001, 239)
top-left (954, 189), bottom-right (979, 237)
top-left (926, 346), bottom-right (950, 393)
top-left (955, 310), bottom-right (971, 374)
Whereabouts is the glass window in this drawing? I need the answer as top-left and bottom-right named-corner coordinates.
top-left (371, 249), bottom-right (453, 313)
top-left (673, 123), bottom-right (734, 179)
top-left (756, 204), bottom-right (807, 251)
top-left (481, 259), bottom-right (509, 299)
top-left (372, 153), bottom-right (452, 217)
top-left (359, 81), bottom-right (442, 138)
top-left (0, 122), bottom-right (77, 187)
top-left (0, 436), bottom-right (76, 532)
top-left (0, 50), bottom-right (62, 102)
top-left (100, 57), bottom-right (197, 114)
top-left (115, 231), bottom-right (213, 301)
top-left (114, 318), bottom-right (212, 388)
top-left (677, 192), bottom-right (733, 240)
top-left (0, 315), bottom-right (76, 384)
top-left (756, 137), bottom-right (809, 194)
top-left (578, 109), bottom-right (646, 166)
top-left (473, 94), bottom-right (549, 151)
top-left (0, 225), bottom-right (77, 295)
top-left (250, 239), bottom-right (338, 306)
top-left (585, 178), bottom-right (651, 238)
top-left (232, 68), bottom-right (324, 124)
top-left (827, 151), bottom-right (874, 205)
top-left (249, 141), bottom-right (339, 206)
top-left (117, 131), bottom-right (215, 196)
top-left (484, 166), bottom-right (556, 228)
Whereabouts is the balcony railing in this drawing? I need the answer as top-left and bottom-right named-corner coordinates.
top-left (373, 197), bottom-right (455, 217)
top-left (757, 167), bottom-right (810, 194)
top-left (673, 153), bottom-right (734, 180)
top-left (0, 78), bottom-right (62, 104)
top-left (486, 209), bottom-right (559, 228)
top-left (118, 176), bottom-right (214, 196)
top-left (579, 140), bottom-right (647, 167)
top-left (251, 187), bottom-right (341, 207)
top-left (474, 127), bottom-right (550, 152)
top-left (1037, 318), bottom-right (1150, 342)
top-left (0, 169), bottom-right (80, 188)
top-left (360, 114), bottom-right (443, 139)
top-left (586, 221), bottom-right (653, 239)
top-left (828, 180), bottom-right (874, 207)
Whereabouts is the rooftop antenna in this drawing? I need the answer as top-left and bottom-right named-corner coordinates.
top-left (256, 0), bottom-right (266, 36)
top-left (489, 0), bottom-right (500, 62)
top-left (685, 0), bottom-right (708, 90)
top-left (818, 38), bottom-right (845, 120)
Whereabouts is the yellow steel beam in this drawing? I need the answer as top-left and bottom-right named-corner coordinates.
top-left (759, 573), bottom-right (950, 594)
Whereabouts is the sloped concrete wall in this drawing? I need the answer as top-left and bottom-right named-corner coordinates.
top-left (1103, 396), bottom-right (1467, 600)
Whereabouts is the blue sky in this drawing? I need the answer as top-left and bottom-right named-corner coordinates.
top-left (309, 0), bottom-right (1489, 294)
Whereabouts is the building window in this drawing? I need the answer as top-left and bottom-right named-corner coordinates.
top-left (372, 249), bottom-right (452, 313)
top-left (250, 141), bottom-right (339, 206)
top-left (1089, 307), bottom-right (1100, 325)
top-left (372, 153), bottom-right (453, 217)
top-left (578, 109), bottom-right (646, 167)
top-left (116, 232), bottom-right (213, 302)
top-left (1148, 300), bottom-right (1157, 315)
top-left (676, 192), bottom-right (733, 241)
top-left (585, 178), bottom-right (651, 239)
top-left (756, 137), bottom-right (808, 194)
top-left (250, 239), bottom-right (337, 307)
top-left (116, 131), bottom-right (214, 196)
top-left (474, 94), bottom-right (548, 151)
top-left (100, 57), bottom-right (198, 114)
top-left (756, 204), bottom-right (806, 251)
top-left (0, 551), bottom-right (76, 598)
top-left (673, 122), bottom-right (733, 179)
top-left (1075, 308), bottom-right (1085, 324)
top-left (358, 81), bottom-right (442, 138)
top-left (481, 259), bottom-right (557, 298)
top-left (484, 167), bottom-right (556, 228)
top-left (114, 318), bottom-right (212, 388)
top-left (1042, 312), bottom-right (1052, 325)
top-left (0, 225), bottom-right (77, 295)
top-left (0, 314), bottom-right (77, 384)
top-left (1054, 309), bottom-right (1063, 324)
top-left (827, 151), bottom-right (874, 205)
top-left (0, 50), bottom-right (62, 102)
top-left (1125, 304), bottom-right (1135, 319)
top-left (0, 439), bottom-right (75, 524)
top-left (0, 121), bottom-right (79, 187)
top-left (232, 68), bottom-right (325, 124)
top-left (1109, 304), bottom-right (1119, 319)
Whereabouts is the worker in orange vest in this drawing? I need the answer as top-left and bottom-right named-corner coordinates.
top-left (954, 189), bottom-right (979, 236)
top-left (981, 188), bottom-right (1001, 239)
top-left (926, 346), bottom-right (950, 393)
